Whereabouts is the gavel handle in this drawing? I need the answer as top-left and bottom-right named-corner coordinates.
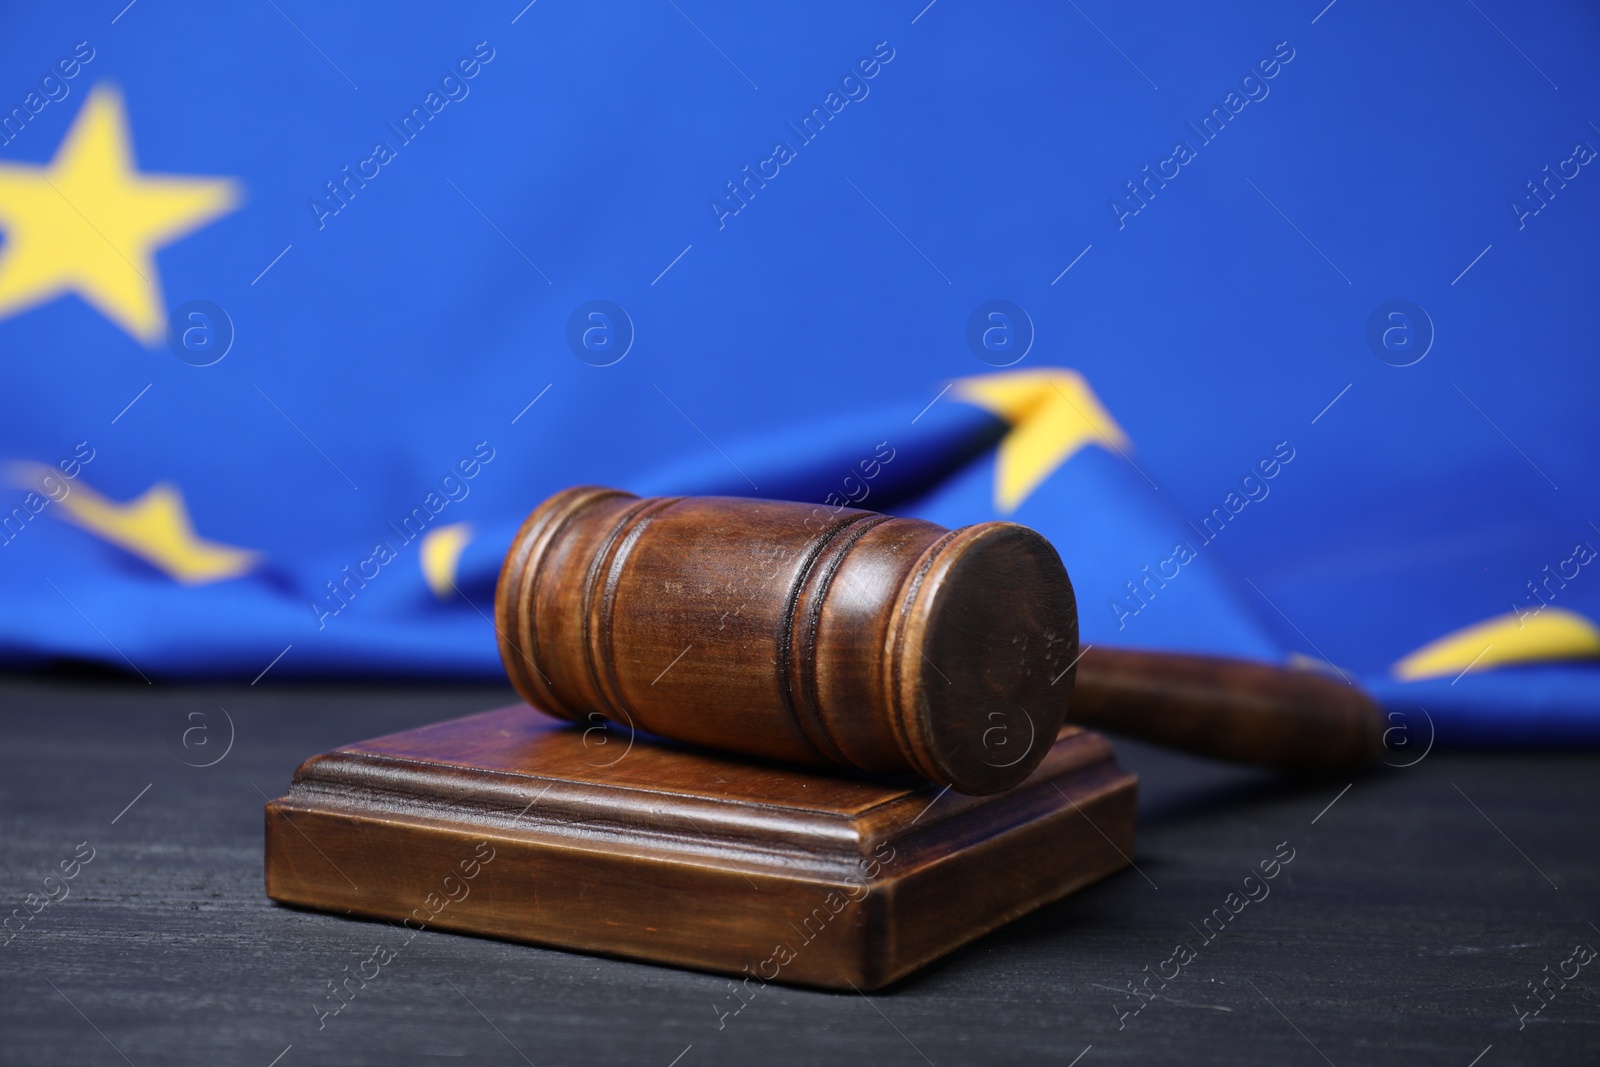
top-left (1068, 647), bottom-right (1384, 773)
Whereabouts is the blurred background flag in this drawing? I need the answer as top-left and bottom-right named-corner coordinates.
top-left (1, 2), bottom-right (1597, 745)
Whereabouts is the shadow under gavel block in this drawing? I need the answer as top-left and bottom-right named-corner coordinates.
top-left (264, 704), bottom-right (1136, 990)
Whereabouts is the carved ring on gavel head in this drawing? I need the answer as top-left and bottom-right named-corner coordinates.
top-left (494, 486), bottom-right (1078, 795)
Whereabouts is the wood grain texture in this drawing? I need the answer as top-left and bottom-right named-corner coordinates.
top-left (495, 487), bottom-right (1080, 795)
top-left (3, 678), bottom-right (1597, 1067)
top-left (264, 703), bottom-right (1137, 990)
top-left (496, 487), bottom-right (1383, 784)
top-left (1073, 648), bottom-right (1384, 772)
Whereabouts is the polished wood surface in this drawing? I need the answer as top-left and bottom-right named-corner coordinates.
top-left (497, 487), bottom-right (1383, 785)
top-left (263, 704), bottom-right (1137, 990)
top-left (1074, 648), bottom-right (1383, 773)
top-left (495, 486), bottom-right (1079, 795)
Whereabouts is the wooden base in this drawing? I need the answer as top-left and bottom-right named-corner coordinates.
top-left (263, 705), bottom-right (1137, 990)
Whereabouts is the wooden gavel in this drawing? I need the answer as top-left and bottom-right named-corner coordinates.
top-left (495, 487), bottom-right (1382, 795)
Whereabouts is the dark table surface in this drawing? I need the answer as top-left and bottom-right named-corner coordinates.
top-left (2, 677), bottom-right (1596, 1066)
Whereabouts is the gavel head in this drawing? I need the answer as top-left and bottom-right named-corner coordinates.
top-left (495, 487), bottom-right (1079, 794)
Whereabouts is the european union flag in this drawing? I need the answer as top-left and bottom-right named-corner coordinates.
top-left (2, 2), bottom-right (1597, 745)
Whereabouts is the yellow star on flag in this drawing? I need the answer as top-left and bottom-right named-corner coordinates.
top-left (955, 368), bottom-right (1133, 513)
top-left (10, 463), bottom-right (258, 584)
top-left (420, 522), bottom-right (475, 599)
top-left (1391, 608), bottom-right (1600, 682)
top-left (0, 83), bottom-right (239, 343)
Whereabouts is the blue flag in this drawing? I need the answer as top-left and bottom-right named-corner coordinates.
top-left (2, 2), bottom-right (1597, 745)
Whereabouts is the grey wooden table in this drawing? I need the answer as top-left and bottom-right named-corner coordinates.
top-left (2, 677), bottom-right (1595, 1065)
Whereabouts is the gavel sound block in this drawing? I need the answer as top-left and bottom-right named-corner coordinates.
top-left (263, 705), bottom-right (1134, 990)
